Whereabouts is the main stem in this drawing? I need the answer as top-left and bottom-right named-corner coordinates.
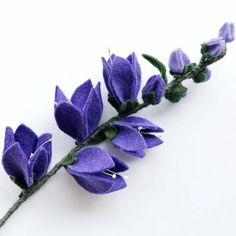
top-left (0, 51), bottom-right (226, 228)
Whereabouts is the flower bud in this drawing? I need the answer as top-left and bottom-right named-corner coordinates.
top-left (142, 75), bottom-right (165, 104)
top-left (219, 22), bottom-right (235, 43)
top-left (168, 48), bottom-right (190, 73)
top-left (205, 38), bottom-right (225, 57)
top-left (193, 68), bottom-right (211, 83)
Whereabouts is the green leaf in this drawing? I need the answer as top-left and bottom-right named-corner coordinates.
top-left (165, 84), bottom-right (188, 103)
top-left (142, 54), bottom-right (168, 83)
top-left (108, 94), bottom-right (120, 112)
top-left (104, 125), bottom-right (118, 139)
top-left (118, 100), bottom-right (139, 115)
top-left (62, 153), bottom-right (77, 167)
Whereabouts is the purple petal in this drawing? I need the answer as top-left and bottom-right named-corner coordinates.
top-left (15, 124), bottom-right (38, 159)
top-left (2, 142), bottom-right (30, 187)
top-left (54, 101), bottom-right (86, 143)
top-left (142, 134), bottom-right (163, 148)
top-left (110, 56), bottom-right (137, 103)
top-left (127, 52), bottom-right (141, 98)
top-left (84, 85), bottom-right (103, 134)
top-left (206, 38), bottom-right (225, 57)
top-left (71, 79), bottom-right (93, 110)
top-left (110, 155), bottom-right (129, 172)
top-left (219, 22), bottom-right (235, 43)
top-left (71, 172), bottom-right (127, 194)
top-left (36, 133), bottom-right (52, 165)
top-left (123, 149), bottom-right (146, 158)
top-left (112, 122), bottom-right (146, 151)
top-left (3, 127), bottom-right (16, 153)
top-left (67, 147), bottom-right (114, 174)
top-left (120, 116), bottom-right (164, 133)
top-left (29, 147), bottom-right (48, 182)
top-left (55, 86), bottom-right (67, 104)
top-left (102, 57), bottom-right (113, 95)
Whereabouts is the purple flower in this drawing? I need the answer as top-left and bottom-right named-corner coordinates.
top-left (54, 79), bottom-right (103, 144)
top-left (219, 22), bottom-right (235, 43)
top-left (2, 124), bottom-right (52, 188)
top-left (67, 147), bottom-right (128, 194)
top-left (206, 38), bottom-right (225, 57)
top-left (111, 116), bottom-right (163, 158)
top-left (102, 52), bottom-right (141, 104)
top-left (142, 75), bottom-right (166, 104)
top-left (168, 48), bottom-right (190, 73)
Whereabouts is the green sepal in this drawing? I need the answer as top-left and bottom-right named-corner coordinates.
top-left (108, 94), bottom-right (120, 112)
top-left (104, 125), bottom-right (118, 140)
top-left (62, 153), bottom-right (77, 167)
top-left (87, 131), bottom-right (107, 145)
top-left (142, 54), bottom-right (168, 83)
top-left (183, 63), bottom-right (197, 74)
top-left (118, 100), bottom-right (139, 115)
top-left (193, 71), bottom-right (206, 83)
top-left (165, 84), bottom-right (188, 103)
top-left (143, 92), bottom-right (157, 105)
top-left (200, 43), bottom-right (215, 62)
top-left (10, 176), bottom-right (28, 190)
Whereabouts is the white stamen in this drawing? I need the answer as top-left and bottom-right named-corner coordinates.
top-left (137, 127), bottom-right (143, 131)
top-left (102, 170), bottom-right (128, 180)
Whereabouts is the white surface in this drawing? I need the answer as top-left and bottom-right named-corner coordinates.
top-left (0, 0), bottom-right (236, 235)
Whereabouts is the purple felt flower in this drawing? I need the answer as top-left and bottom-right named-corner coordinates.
top-left (142, 75), bottom-right (166, 104)
top-left (54, 79), bottom-right (103, 144)
top-left (111, 116), bottom-right (163, 158)
top-left (102, 52), bottom-right (141, 104)
top-left (67, 147), bottom-right (128, 194)
top-left (168, 48), bottom-right (190, 73)
top-left (2, 124), bottom-right (52, 188)
top-left (206, 38), bottom-right (225, 57)
top-left (219, 22), bottom-right (235, 43)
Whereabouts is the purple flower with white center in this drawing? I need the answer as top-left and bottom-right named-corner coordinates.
top-left (2, 124), bottom-right (52, 188)
top-left (111, 116), bottom-right (163, 158)
top-left (219, 22), bottom-right (235, 43)
top-left (102, 52), bottom-right (141, 104)
top-left (168, 48), bottom-right (190, 73)
top-left (54, 79), bottom-right (103, 144)
top-left (206, 38), bottom-right (225, 57)
top-left (67, 147), bottom-right (128, 194)
top-left (142, 75), bottom-right (166, 104)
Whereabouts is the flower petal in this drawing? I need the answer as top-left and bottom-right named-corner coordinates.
top-left (71, 79), bottom-right (93, 110)
top-left (112, 122), bottom-right (146, 151)
top-left (142, 134), bottom-right (163, 148)
top-left (29, 147), bottom-right (48, 182)
top-left (110, 155), bottom-right (129, 172)
top-left (36, 133), bottom-right (52, 165)
top-left (102, 57), bottom-right (113, 95)
top-left (67, 147), bottom-right (114, 174)
top-left (110, 56), bottom-right (136, 103)
top-left (84, 85), bottom-right (103, 134)
top-left (123, 149), bottom-right (146, 158)
top-left (3, 127), bottom-right (16, 153)
top-left (2, 142), bottom-right (30, 187)
top-left (54, 101), bottom-right (86, 143)
top-left (127, 52), bottom-right (141, 99)
top-left (55, 86), bottom-right (67, 104)
top-left (71, 172), bottom-right (127, 194)
top-left (120, 116), bottom-right (164, 133)
top-left (15, 124), bottom-right (38, 159)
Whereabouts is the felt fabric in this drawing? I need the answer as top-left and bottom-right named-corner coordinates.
top-left (55, 86), bottom-right (67, 104)
top-left (168, 48), bottom-right (190, 73)
top-left (67, 147), bottom-right (128, 194)
top-left (102, 52), bottom-right (141, 104)
top-left (142, 75), bottom-right (166, 103)
top-left (54, 79), bottom-right (103, 144)
top-left (219, 22), bottom-right (235, 43)
top-left (112, 116), bottom-right (164, 158)
top-left (206, 38), bottom-right (225, 57)
top-left (2, 125), bottom-right (52, 188)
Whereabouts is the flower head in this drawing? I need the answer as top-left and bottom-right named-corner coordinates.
top-left (2, 124), bottom-right (52, 188)
top-left (205, 38), bottom-right (225, 57)
top-left (219, 22), bottom-right (235, 43)
top-left (142, 75), bottom-right (165, 104)
top-left (102, 52), bottom-right (141, 104)
top-left (54, 79), bottom-right (103, 144)
top-left (67, 147), bottom-right (128, 194)
top-left (168, 48), bottom-right (190, 73)
top-left (111, 116), bottom-right (163, 158)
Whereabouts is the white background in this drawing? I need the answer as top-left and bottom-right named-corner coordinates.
top-left (0, 0), bottom-right (236, 235)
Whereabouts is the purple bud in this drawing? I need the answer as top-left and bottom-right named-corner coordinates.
top-left (219, 22), bottom-right (235, 43)
top-left (168, 48), bottom-right (190, 73)
top-left (142, 75), bottom-right (165, 104)
top-left (206, 38), bottom-right (225, 57)
top-left (203, 68), bottom-right (211, 81)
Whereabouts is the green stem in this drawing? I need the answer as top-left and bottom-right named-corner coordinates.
top-left (0, 51), bottom-right (226, 228)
